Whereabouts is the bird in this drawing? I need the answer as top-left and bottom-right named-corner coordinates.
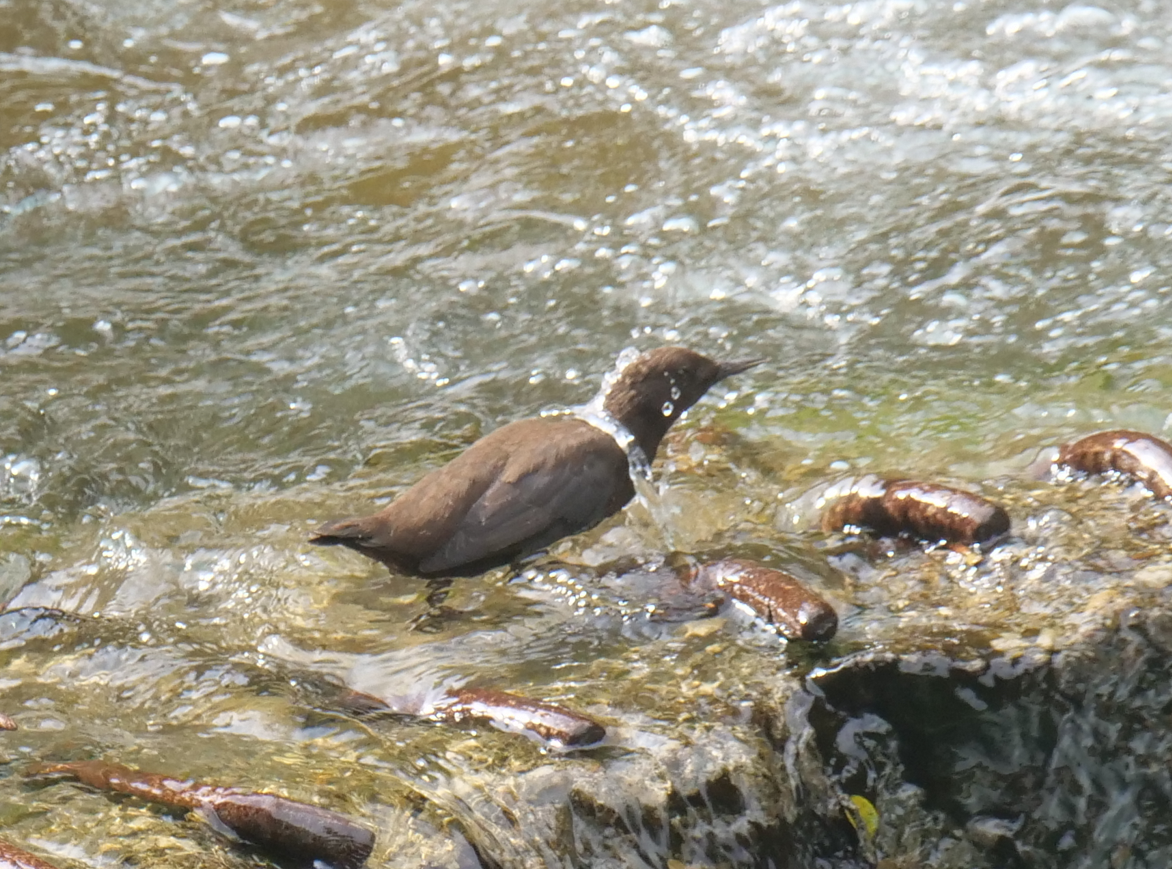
top-left (309, 346), bottom-right (761, 578)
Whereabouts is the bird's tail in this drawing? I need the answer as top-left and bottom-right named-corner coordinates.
top-left (308, 517), bottom-right (376, 547)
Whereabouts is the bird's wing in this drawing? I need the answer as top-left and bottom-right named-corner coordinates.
top-left (418, 436), bottom-right (630, 575)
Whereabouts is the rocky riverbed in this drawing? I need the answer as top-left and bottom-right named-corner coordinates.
top-left (6, 0), bottom-right (1172, 865)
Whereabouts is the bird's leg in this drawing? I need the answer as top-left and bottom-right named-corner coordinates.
top-left (408, 578), bottom-right (473, 633)
top-left (423, 578), bottom-right (453, 608)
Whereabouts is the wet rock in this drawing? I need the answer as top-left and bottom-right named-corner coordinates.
top-left (517, 719), bottom-right (865, 869)
top-left (821, 478), bottom-right (1010, 547)
top-left (691, 558), bottom-right (838, 641)
top-left (1057, 430), bottom-right (1172, 500)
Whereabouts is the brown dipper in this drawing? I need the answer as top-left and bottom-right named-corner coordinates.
top-left (310, 347), bottom-right (760, 577)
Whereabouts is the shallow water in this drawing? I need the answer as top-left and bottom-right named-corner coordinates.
top-left (4, 0), bottom-right (1172, 866)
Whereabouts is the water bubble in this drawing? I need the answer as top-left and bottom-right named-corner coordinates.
top-left (661, 401), bottom-right (674, 416)
top-left (670, 386), bottom-right (681, 400)
top-left (662, 215), bottom-right (698, 233)
top-left (3, 455), bottom-right (42, 497)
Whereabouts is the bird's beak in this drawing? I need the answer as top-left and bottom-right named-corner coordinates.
top-left (715, 357), bottom-right (764, 381)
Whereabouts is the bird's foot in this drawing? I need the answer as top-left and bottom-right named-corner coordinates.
top-left (408, 605), bottom-right (480, 634)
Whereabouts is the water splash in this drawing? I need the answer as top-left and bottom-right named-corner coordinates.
top-left (571, 404), bottom-right (651, 482)
top-left (570, 349), bottom-right (680, 549)
top-left (592, 346), bottom-right (643, 403)
top-left (571, 345), bottom-right (651, 481)
top-left (629, 471), bottom-right (679, 553)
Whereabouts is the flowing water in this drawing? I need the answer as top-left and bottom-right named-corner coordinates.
top-left (4, 0), bottom-right (1172, 866)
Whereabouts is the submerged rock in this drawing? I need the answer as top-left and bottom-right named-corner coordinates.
top-left (295, 648), bottom-right (866, 867)
top-left (0, 840), bottom-right (62, 869)
top-left (26, 760), bottom-right (374, 869)
top-left (432, 688), bottom-right (607, 748)
top-left (328, 682), bottom-right (607, 748)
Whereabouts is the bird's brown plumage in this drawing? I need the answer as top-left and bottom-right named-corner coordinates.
top-left (312, 417), bottom-right (631, 576)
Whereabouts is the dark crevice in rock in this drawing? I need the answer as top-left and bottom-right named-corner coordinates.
top-left (802, 609), bottom-right (1172, 868)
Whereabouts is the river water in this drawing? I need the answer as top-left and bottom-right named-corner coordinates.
top-left (3, 1), bottom-right (1172, 867)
